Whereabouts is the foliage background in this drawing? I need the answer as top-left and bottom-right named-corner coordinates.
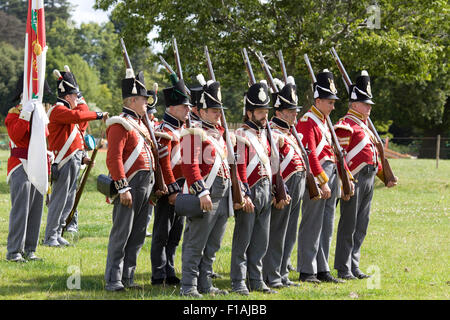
top-left (0, 0), bottom-right (449, 155)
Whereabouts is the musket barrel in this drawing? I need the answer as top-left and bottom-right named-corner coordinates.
top-left (277, 50), bottom-right (288, 84)
top-left (330, 47), bottom-right (352, 86)
top-left (303, 54), bottom-right (317, 83)
top-left (242, 48), bottom-right (256, 85)
top-left (173, 38), bottom-right (183, 80)
top-left (204, 46), bottom-right (216, 82)
top-left (158, 55), bottom-right (176, 74)
top-left (158, 54), bottom-right (191, 96)
top-left (256, 51), bottom-right (277, 93)
top-left (120, 38), bottom-right (133, 72)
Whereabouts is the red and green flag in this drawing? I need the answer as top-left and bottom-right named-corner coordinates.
top-left (22, 0), bottom-right (49, 196)
top-left (23, 0), bottom-right (47, 102)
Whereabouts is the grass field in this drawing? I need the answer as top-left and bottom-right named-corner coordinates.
top-left (0, 150), bottom-right (448, 300)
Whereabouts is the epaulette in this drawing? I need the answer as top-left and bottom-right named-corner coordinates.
top-left (334, 121), bottom-right (353, 133)
top-left (105, 116), bottom-right (132, 131)
top-left (277, 134), bottom-right (285, 148)
top-left (180, 127), bottom-right (208, 141)
top-left (154, 131), bottom-right (173, 141)
top-left (231, 132), bottom-right (250, 147)
top-left (271, 130), bottom-right (285, 148)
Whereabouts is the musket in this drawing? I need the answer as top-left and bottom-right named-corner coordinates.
top-left (172, 38), bottom-right (192, 128)
top-left (120, 38), bottom-right (167, 196)
top-left (62, 135), bottom-right (102, 237)
top-left (173, 38), bottom-right (183, 80)
top-left (277, 49), bottom-right (321, 200)
top-left (330, 47), bottom-right (396, 186)
top-left (158, 55), bottom-right (192, 97)
top-left (249, 49), bottom-right (288, 203)
top-left (241, 48), bottom-right (257, 85)
top-left (277, 49), bottom-right (289, 84)
top-left (303, 53), bottom-right (353, 198)
top-left (204, 46), bottom-right (243, 206)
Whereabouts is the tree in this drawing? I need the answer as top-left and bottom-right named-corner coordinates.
top-left (0, 0), bottom-right (28, 22)
top-left (0, 2), bottom-right (129, 118)
top-left (0, 0), bottom-right (73, 29)
top-left (95, 0), bottom-right (449, 131)
top-left (0, 42), bottom-right (24, 114)
top-left (0, 10), bottom-right (25, 48)
top-left (46, 46), bottom-right (117, 113)
top-left (44, 0), bottom-right (72, 29)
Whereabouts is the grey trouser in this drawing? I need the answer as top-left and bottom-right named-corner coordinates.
top-left (151, 180), bottom-right (185, 280)
top-left (334, 165), bottom-right (376, 273)
top-left (297, 161), bottom-right (338, 274)
top-left (263, 171), bottom-right (306, 285)
top-left (180, 177), bottom-right (230, 294)
top-left (7, 166), bottom-right (44, 256)
top-left (105, 170), bottom-right (154, 283)
top-left (45, 150), bottom-right (83, 242)
top-left (230, 177), bottom-right (271, 291)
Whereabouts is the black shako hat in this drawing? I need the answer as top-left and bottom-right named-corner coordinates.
top-left (195, 74), bottom-right (225, 109)
top-left (313, 69), bottom-right (339, 100)
top-left (53, 65), bottom-right (79, 98)
top-left (349, 70), bottom-right (375, 105)
top-left (244, 80), bottom-right (271, 113)
top-left (163, 73), bottom-right (192, 108)
top-left (271, 76), bottom-right (301, 111)
top-left (122, 69), bottom-right (150, 99)
top-left (189, 86), bottom-right (203, 109)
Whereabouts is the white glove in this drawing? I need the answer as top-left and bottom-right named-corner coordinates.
top-left (19, 100), bottom-right (36, 121)
top-left (23, 101), bottom-right (36, 113)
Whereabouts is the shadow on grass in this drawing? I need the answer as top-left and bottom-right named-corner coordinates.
top-left (0, 271), bottom-right (236, 300)
top-left (0, 272), bottom-right (170, 299)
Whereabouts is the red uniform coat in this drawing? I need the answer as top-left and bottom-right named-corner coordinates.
top-left (155, 112), bottom-right (185, 195)
top-left (180, 120), bottom-right (231, 197)
top-left (334, 109), bottom-right (383, 181)
top-left (47, 98), bottom-right (99, 167)
top-left (5, 105), bottom-right (31, 179)
top-left (5, 104), bottom-right (51, 182)
top-left (296, 106), bottom-right (335, 186)
top-left (106, 108), bottom-right (155, 189)
top-left (270, 117), bottom-right (305, 182)
top-left (235, 121), bottom-right (272, 189)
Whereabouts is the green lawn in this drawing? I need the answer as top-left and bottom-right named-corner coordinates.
top-left (0, 150), bottom-right (448, 300)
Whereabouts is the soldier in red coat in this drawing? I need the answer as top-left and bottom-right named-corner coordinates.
top-left (4, 78), bottom-right (50, 262)
top-left (44, 66), bottom-right (108, 247)
top-left (150, 74), bottom-right (190, 286)
top-left (296, 69), bottom-right (351, 284)
top-left (263, 76), bottom-right (306, 288)
top-left (230, 81), bottom-right (284, 295)
top-left (179, 74), bottom-right (251, 297)
top-left (334, 71), bottom-right (397, 280)
top-left (104, 70), bottom-right (156, 291)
